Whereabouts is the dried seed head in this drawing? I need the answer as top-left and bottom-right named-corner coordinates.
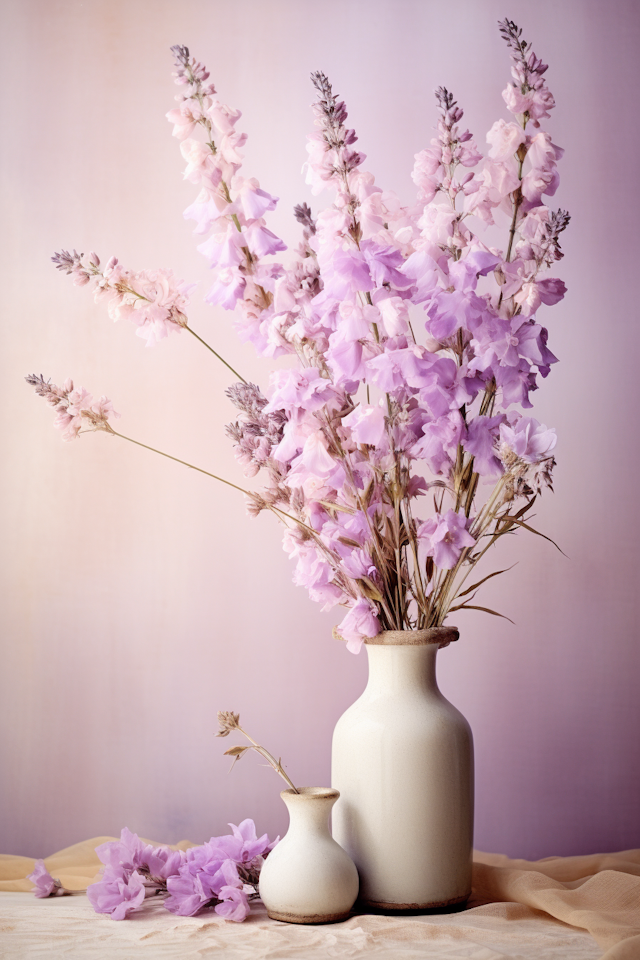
top-left (25, 373), bottom-right (52, 397)
top-left (293, 202), bottom-right (316, 236)
top-left (51, 249), bottom-right (84, 274)
top-left (169, 44), bottom-right (190, 69)
top-left (216, 711), bottom-right (240, 737)
top-left (434, 86), bottom-right (463, 126)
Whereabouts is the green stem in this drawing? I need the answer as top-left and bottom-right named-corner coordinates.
top-left (110, 430), bottom-right (250, 494)
top-left (109, 428), bottom-right (334, 544)
top-left (185, 326), bottom-right (247, 383)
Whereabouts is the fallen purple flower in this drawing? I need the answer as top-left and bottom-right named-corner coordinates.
top-left (27, 860), bottom-right (68, 898)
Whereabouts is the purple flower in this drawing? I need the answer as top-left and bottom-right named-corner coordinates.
top-left (215, 885), bottom-right (250, 922)
top-left (165, 859), bottom-right (227, 917)
top-left (463, 415), bottom-right (505, 477)
top-left (227, 819), bottom-right (278, 861)
top-left (86, 869), bottom-right (146, 920)
top-left (237, 179), bottom-right (279, 220)
top-left (44, 26), bottom-right (569, 659)
top-left (264, 368), bottom-right (337, 416)
top-left (320, 249), bottom-right (373, 299)
top-left (165, 856), bottom-right (243, 918)
top-left (499, 417), bottom-right (556, 463)
top-left (412, 412), bottom-right (464, 476)
top-left (360, 240), bottom-right (413, 290)
top-left (205, 268), bottom-right (246, 310)
top-left (336, 598), bottom-right (381, 654)
top-left (343, 403), bottom-right (387, 446)
top-left (244, 223), bottom-right (287, 258)
top-left (536, 277), bottom-right (566, 305)
top-left (162, 820), bottom-right (275, 919)
top-left (94, 827), bottom-right (146, 875)
top-left (418, 510), bottom-right (476, 570)
top-left (27, 860), bottom-right (65, 898)
top-left (144, 847), bottom-right (185, 882)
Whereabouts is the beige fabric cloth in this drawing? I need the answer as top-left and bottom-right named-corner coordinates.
top-left (0, 840), bottom-right (638, 959)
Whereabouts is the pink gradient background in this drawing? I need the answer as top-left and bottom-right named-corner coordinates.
top-left (1, 0), bottom-right (639, 861)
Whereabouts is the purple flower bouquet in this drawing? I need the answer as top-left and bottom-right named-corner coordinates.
top-left (29, 19), bottom-right (567, 653)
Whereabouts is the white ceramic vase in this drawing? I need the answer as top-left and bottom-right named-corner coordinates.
top-left (258, 787), bottom-right (359, 923)
top-left (331, 628), bottom-right (473, 910)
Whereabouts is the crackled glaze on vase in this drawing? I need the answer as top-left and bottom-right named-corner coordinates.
top-left (258, 787), bottom-right (359, 924)
top-left (331, 628), bottom-right (473, 910)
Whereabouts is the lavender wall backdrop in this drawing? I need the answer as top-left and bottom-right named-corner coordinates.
top-left (1, 0), bottom-right (639, 861)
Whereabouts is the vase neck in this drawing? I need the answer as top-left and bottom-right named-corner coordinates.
top-left (281, 788), bottom-right (337, 837)
top-left (365, 643), bottom-right (440, 696)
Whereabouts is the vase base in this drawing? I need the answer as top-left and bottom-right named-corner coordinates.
top-left (359, 892), bottom-right (469, 913)
top-left (266, 909), bottom-right (353, 925)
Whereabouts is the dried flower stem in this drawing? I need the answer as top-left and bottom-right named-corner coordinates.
top-left (104, 427), bottom-right (329, 543)
top-left (216, 712), bottom-right (299, 792)
top-left (109, 429), bottom-right (251, 496)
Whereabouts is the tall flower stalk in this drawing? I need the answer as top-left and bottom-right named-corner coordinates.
top-left (30, 20), bottom-right (569, 653)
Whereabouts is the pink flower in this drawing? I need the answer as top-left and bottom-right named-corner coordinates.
top-left (166, 98), bottom-right (206, 139)
top-left (198, 225), bottom-right (245, 268)
top-left (376, 296), bottom-right (410, 336)
top-left (418, 510), bottom-right (475, 570)
top-left (526, 131), bottom-right (563, 171)
top-left (502, 83), bottom-right (535, 116)
top-left (236, 178), bottom-right (279, 220)
top-left (207, 100), bottom-right (242, 136)
top-left (112, 268), bottom-right (192, 345)
top-left (264, 368), bottom-right (337, 416)
top-left (303, 134), bottom-right (336, 194)
top-left (180, 138), bottom-right (216, 183)
top-left (481, 159), bottom-right (521, 200)
top-left (300, 431), bottom-right (337, 478)
top-left (486, 119), bottom-right (526, 161)
top-left (412, 147), bottom-right (440, 203)
top-left (336, 598), bottom-right (381, 654)
top-left (27, 375), bottom-right (119, 442)
top-left (343, 404), bottom-right (386, 446)
top-left (320, 249), bottom-right (373, 299)
top-left (218, 130), bottom-right (247, 167)
top-left (244, 223), bottom-right (287, 258)
top-left (514, 277), bottom-right (566, 316)
top-left (205, 268), bottom-right (246, 309)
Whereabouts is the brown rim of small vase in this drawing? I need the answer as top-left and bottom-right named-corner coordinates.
top-left (280, 787), bottom-right (340, 801)
top-left (364, 627), bottom-right (459, 648)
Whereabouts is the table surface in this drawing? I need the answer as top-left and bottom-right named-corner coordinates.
top-left (0, 891), bottom-right (604, 959)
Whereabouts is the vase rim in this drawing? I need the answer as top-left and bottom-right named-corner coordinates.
top-left (281, 787), bottom-right (340, 801)
top-left (364, 627), bottom-right (459, 647)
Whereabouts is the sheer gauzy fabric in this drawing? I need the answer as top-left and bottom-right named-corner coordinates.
top-left (1, 843), bottom-right (639, 959)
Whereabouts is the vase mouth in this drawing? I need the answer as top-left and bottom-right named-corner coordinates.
top-left (281, 787), bottom-right (340, 801)
top-left (364, 627), bottom-right (459, 647)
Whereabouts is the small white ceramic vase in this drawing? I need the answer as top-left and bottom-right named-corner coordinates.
top-left (332, 628), bottom-right (473, 911)
top-left (258, 787), bottom-right (359, 923)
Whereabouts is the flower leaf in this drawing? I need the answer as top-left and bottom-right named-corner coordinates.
top-left (499, 517), bottom-right (568, 557)
top-left (454, 564), bottom-right (517, 600)
top-left (224, 745), bottom-right (252, 757)
top-left (448, 603), bottom-right (515, 624)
